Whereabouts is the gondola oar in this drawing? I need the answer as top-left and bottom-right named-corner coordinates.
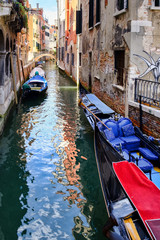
top-left (79, 99), bottom-right (110, 130)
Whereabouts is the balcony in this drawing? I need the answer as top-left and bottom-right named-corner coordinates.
top-left (134, 78), bottom-right (160, 109)
top-left (0, 1), bottom-right (13, 17)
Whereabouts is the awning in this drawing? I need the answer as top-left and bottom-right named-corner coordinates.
top-left (86, 94), bottom-right (115, 114)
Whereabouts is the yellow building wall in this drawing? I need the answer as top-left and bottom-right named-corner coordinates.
top-left (28, 14), bottom-right (33, 52)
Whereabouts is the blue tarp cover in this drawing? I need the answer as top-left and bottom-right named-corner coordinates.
top-left (86, 94), bottom-right (115, 114)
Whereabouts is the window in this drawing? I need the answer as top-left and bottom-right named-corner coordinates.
top-left (154, 0), bottom-right (160, 6)
top-left (76, 5), bottom-right (82, 34)
top-left (65, 40), bottom-right (67, 51)
top-left (72, 53), bottom-right (74, 66)
top-left (5, 53), bottom-right (10, 76)
top-left (79, 53), bottom-right (81, 66)
top-left (59, 47), bottom-right (61, 61)
top-left (116, 0), bottom-right (128, 11)
top-left (45, 32), bottom-right (49, 37)
top-left (89, 0), bottom-right (94, 28)
top-left (96, 0), bottom-right (100, 23)
top-left (114, 50), bottom-right (125, 86)
top-left (61, 47), bottom-right (64, 61)
top-left (67, 53), bottom-right (69, 64)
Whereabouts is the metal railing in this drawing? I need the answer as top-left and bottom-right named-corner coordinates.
top-left (134, 78), bottom-right (160, 108)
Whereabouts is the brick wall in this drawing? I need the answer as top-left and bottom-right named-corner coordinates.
top-left (129, 105), bottom-right (160, 138)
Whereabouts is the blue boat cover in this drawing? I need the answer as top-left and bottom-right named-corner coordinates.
top-left (28, 75), bottom-right (46, 82)
top-left (86, 94), bottom-right (115, 114)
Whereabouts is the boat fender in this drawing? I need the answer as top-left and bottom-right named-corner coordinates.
top-left (106, 231), bottom-right (124, 240)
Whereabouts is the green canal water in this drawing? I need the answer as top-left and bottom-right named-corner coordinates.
top-left (0, 62), bottom-right (107, 240)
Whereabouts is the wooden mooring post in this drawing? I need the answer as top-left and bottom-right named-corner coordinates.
top-left (10, 50), bottom-right (18, 105)
top-left (17, 49), bottom-right (22, 89)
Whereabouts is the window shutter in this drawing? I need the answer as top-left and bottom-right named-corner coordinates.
top-left (124, 0), bottom-right (128, 9)
top-left (76, 10), bottom-right (82, 34)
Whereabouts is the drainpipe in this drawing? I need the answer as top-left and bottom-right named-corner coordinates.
top-left (56, 0), bottom-right (60, 67)
top-left (125, 68), bottom-right (129, 118)
top-left (76, 0), bottom-right (80, 87)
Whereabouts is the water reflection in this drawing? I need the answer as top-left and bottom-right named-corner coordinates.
top-left (0, 63), bottom-right (107, 240)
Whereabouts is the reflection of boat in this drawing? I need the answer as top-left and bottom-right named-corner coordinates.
top-left (79, 90), bottom-right (160, 239)
top-left (22, 75), bottom-right (48, 97)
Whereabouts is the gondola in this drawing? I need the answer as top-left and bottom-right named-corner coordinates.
top-left (79, 88), bottom-right (160, 239)
top-left (79, 91), bottom-right (160, 183)
top-left (94, 124), bottom-right (160, 240)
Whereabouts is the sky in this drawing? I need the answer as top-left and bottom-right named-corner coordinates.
top-left (29, 0), bottom-right (57, 25)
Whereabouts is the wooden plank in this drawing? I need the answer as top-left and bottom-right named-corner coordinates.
top-left (124, 218), bottom-right (141, 240)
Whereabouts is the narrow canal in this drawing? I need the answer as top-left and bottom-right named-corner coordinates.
top-left (0, 62), bottom-right (107, 240)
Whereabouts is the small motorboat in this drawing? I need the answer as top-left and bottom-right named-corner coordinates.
top-left (22, 73), bottom-right (48, 97)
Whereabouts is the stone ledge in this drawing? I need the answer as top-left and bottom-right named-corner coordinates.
top-left (128, 100), bottom-right (160, 118)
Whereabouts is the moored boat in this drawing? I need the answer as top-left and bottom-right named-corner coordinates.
top-left (22, 74), bottom-right (48, 97)
top-left (95, 125), bottom-right (160, 239)
top-left (29, 67), bottom-right (46, 78)
top-left (79, 90), bottom-right (160, 239)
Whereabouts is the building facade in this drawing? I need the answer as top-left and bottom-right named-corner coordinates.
top-left (57, 0), bottom-right (66, 71)
top-left (75, 0), bottom-right (160, 137)
top-left (0, 1), bottom-right (27, 118)
top-left (49, 25), bottom-right (58, 54)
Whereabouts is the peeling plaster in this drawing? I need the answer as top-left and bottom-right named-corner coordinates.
top-left (138, 0), bottom-right (149, 21)
top-left (137, 0), bottom-right (154, 53)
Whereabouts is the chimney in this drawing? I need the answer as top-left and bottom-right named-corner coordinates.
top-left (37, 3), bottom-right (39, 9)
